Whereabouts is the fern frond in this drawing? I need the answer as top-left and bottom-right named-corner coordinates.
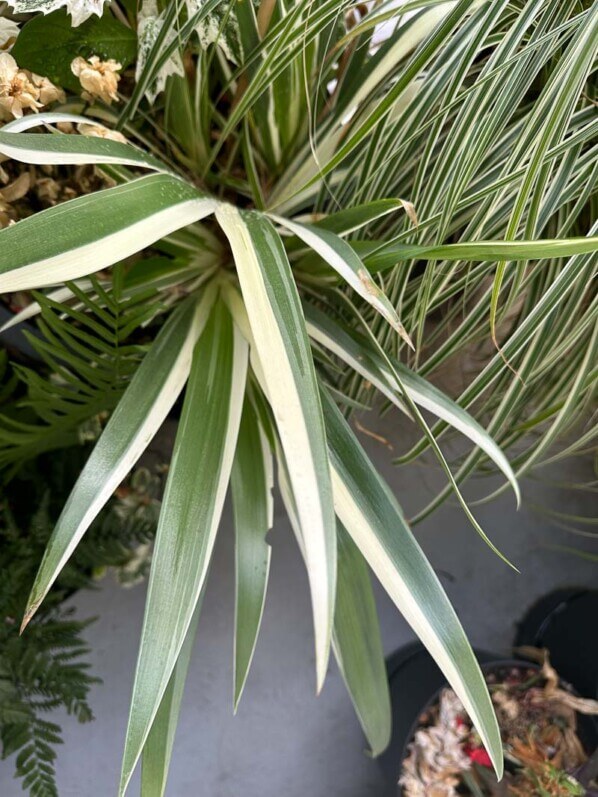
top-left (0, 277), bottom-right (161, 472)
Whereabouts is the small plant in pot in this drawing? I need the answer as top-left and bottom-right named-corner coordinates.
top-left (399, 650), bottom-right (598, 797)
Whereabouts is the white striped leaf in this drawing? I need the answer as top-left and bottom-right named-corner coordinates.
top-left (0, 112), bottom-right (169, 171)
top-left (306, 305), bottom-right (520, 504)
top-left (140, 599), bottom-right (202, 797)
top-left (270, 215), bottom-right (413, 348)
top-left (333, 524), bottom-right (391, 757)
top-left (276, 449), bottom-right (390, 757)
top-left (22, 289), bottom-right (217, 630)
top-left (231, 395), bottom-right (273, 712)
top-left (216, 205), bottom-right (336, 692)
top-left (0, 173), bottom-right (216, 292)
top-left (298, 199), bottom-right (416, 237)
top-left (364, 237), bottom-right (598, 272)
top-left (321, 387), bottom-right (503, 778)
top-left (119, 300), bottom-right (249, 795)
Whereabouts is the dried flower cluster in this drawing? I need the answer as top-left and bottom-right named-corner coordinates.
top-left (71, 55), bottom-right (121, 105)
top-left (400, 652), bottom-right (598, 797)
top-left (0, 52), bottom-right (64, 121)
top-left (0, 152), bottom-right (115, 230)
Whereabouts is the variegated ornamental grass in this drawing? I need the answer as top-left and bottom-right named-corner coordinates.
top-left (0, 1), bottom-right (596, 794)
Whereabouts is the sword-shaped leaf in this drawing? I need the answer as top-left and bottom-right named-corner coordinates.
top-left (271, 215), bottom-right (413, 348)
top-left (276, 453), bottom-right (391, 757)
top-left (140, 599), bottom-right (202, 797)
top-left (333, 524), bottom-right (391, 757)
top-left (231, 395), bottom-right (273, 712)
top-left (306, 306), bottom-right (519, 504)
top-left (0, 173), bottom-right (216, 291)
top-left (22, 290), bottom-right (216, 630)
top-left (321, 387), bottom-right (503, 778)
top-left (364, 236), bottom-right (598, 273)
top-left (119, 300), bottom-right (248, 795)
top-left (216, 206), bottom-right (336, 692)
top-left (0, 112), bottom-right (169, 171)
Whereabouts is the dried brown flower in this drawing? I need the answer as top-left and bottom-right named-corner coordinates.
top-left (77, 122), bottom-right (127, 143)
top-left (0, 52), bottom-right (41, 120)
top-left (71, 55), bottom-right (121, 105)
top-left (0, 52), bottom-right (64, 121)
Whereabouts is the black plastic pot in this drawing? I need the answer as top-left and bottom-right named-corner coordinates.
top-left (379, 642), bottom-right (598, 795)
top-left (514, 588), bottom-right (598, 699)
top-left (378, 643), bottom-right (497, 789)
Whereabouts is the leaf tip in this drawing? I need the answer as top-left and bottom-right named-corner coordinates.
top-left (315, 655), bottom-right (328, 695)
top-left (394, 320), bottom-right (415, 350)
top-left (20, 602), bottom-right (39, 634)
top-left (232, 685), bottom-right (242, 715)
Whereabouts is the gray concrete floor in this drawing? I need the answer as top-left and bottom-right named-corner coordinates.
top-left (1, 413), bottom-right (596, 797)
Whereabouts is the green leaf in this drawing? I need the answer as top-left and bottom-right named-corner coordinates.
top-left (365, 237), bottom-right (598, 272)
top-left (320, 386), bottom-right (503, 778)
top-left (216, 205), bottom-right (336, 692)
top-left (119, 300), bottom-right (249, 796)
top-left (333, 524), bottom-right (391, 757)
top-left (305, 306), bottom-right (520, 504)
top-left (276, 450), bottom-right (390, 757)
top-left (0, 173), bottom-right (216, 292)
top-left (0, 113), bottom-right (169, 172)
top-left (306, 199), bottom-right (416, 236)
top-left (140, 600), bottom-right (202, 797)
top-left (22, 290), bottom-right (216, 629)
top-left (231, 396), bottom-right (273, 712)
top-left (11, 9), bottom-right (137, 93)
top-left (271, 215), bottom-right (413, 348)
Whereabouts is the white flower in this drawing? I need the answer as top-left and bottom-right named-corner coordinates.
top-left (0, 18), bottom-right (20, 51)
top-left (71, 55), bottom-right (121, 105)
top-left (77, 122), bottom-right (127, 143)
top-left (31, 72), bottom-right (65, 105)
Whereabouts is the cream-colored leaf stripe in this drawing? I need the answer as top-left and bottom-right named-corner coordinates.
top-left (0, 112), bottom-right (169, 171)
top-left (119, 302), bottom-right (249, 796)
top-left (22, 289), bottom-right (216, 629)
top-left (0, 173), bottom-right (216, 292)
top-left (306, 307), bottom-right (520, 504)
top-left (322, 388), bottom-right (503, 778)
top-left (270, 214), bottom-right (413, 348)
top-left (216, 204), bottom-right (336, 692)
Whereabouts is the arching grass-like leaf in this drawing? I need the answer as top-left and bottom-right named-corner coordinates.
top-left (119, 300), bottom-right (248, 795)
top-left (231, 395), bottom-right (273, 712)
top-left (22, 290), bottom-right (216, 629)
top-left (321, 386), bottom-right (503, 778)
top-left (216, 205), bottom-right (336, 692)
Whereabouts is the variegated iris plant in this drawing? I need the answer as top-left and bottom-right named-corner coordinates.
top-left (0, 1), bottom-right (596, 794)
